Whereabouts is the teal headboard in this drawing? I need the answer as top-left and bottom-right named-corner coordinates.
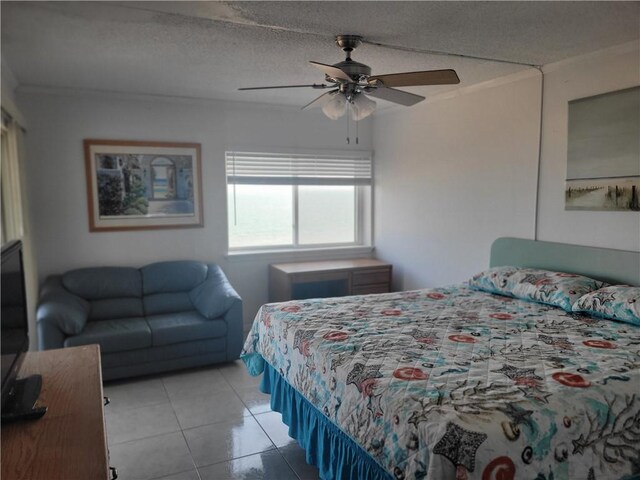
top-left (490, 237), bottom-right (640, 286)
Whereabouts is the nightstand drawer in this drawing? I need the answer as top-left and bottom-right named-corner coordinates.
top-left (352, 284), bottom-right (390, 295)
top-left (352, 268), bottom-right (390, 286)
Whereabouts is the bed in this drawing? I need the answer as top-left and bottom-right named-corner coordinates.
top-left (241, 238), bottom-right (640, 480)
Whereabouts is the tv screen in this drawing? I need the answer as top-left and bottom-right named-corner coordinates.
top-left (1, 240), bottom-right (29, 409)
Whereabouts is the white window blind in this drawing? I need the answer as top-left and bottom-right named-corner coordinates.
top-left (226, 151), bottom-right (372, 186)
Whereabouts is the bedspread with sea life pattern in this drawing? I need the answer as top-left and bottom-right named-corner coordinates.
top-left (241, 286), bottom-right (640, 480)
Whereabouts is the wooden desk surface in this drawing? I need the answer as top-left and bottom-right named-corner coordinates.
top-left (271, 258), bottom-right (390, 275)
top-left (1, 345), bottom-right (109, 480)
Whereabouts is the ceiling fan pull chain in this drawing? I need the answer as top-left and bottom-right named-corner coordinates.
top-left (356, 119), bottom-right (359, 145)
top-left (232, 153), bottom-right (238, 226)
top-left (346, 105), bottom-right (350, 144)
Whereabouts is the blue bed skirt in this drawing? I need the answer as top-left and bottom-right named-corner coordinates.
top-left (247, 355), bottom-right (392, 480)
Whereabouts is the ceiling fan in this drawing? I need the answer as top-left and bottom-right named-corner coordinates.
top-left (239, 35), bottom-right (460, 121)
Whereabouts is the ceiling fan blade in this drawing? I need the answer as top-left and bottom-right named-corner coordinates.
top-left (369, 69), bottom-right (460, 88)
top-left (239, 84), bottom-right (330, 91)
top-left (309, 61), bottom-right (352, 82)
top-left (365, 86), bottom-right (425, 106)
top-left (301, 90), bottom-right (338, 110)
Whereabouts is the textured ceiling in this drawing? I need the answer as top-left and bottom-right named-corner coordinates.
top-left (2, 1), bottom-right (639, 107)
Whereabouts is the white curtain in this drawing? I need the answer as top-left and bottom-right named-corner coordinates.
top-left (0, 108), bottom-right (37, 351)
top-left (1, 112), bottom-right (25, 244)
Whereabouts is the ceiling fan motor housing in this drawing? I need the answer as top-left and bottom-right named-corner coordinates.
top-left (335, 34), bottom-right (362, 51)
top-left (332, 59), bottom-right (371, 79)
top-left (332, 35), bottom-right (371, 81)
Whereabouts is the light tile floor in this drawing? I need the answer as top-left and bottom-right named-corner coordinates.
top-left (104, 361), bottom-right (321, 480)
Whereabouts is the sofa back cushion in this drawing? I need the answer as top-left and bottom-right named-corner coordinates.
top-left (62, 267), bottom-right (143, 322)
top-left (141, 261), bottom-right (208, 295)
top-left (143, 292), bottom-right (195, 316)
top-left (141, 261), bottom-right (209, 316)
top-left (63, 267), bottom-right (142, 300)
top-left (60, 262), bottom-right (214, 320)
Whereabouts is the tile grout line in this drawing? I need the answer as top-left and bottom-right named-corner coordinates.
top-left (147, 464), bottom-right (201, 480)
top-left (160, 375), bottom-right (204, 480)
top-left (172, 367), bottom-right (256, 433)
top-left (108, 427), bottom-right (184, 448)
top-left (278, 446), bottom-right (305, 480)
top-left (194, 446), bottom-right (280, 471)
top-left (106, 405), bottom-right (183, 446)
top-left (103, 378), bottom-right (171, 416)
top-left (240, 366), bottom-right (320, 480)
top-left (220, 367), bottom-right (302, 479)
top-left (168, 365), bottom-right (271, 477)
top-left (226, 370), bottom-right (304, 480)
top-left (222, 368), bottom-right (289, 471)
top-left (108, 364), bottom-right (309, 479)
top-left (107, 378), bottom-right (194, 480)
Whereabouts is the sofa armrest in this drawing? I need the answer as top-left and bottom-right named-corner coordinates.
top-left (189, 265), bottom-right (242, 319)
top-left (37, 320), bottom-right (67, 350)
top-left (37, 276), bottom-right (90, 348)
top-left (224, 299), bottom-right (243, 361)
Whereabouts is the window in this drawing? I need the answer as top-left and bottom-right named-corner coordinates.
top-left (226, 151), bottom-right (372, 252)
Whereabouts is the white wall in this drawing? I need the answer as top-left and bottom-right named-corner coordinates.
top-left (373, 42), bottom-right (640, 292)
top-left (373, 74), bottom-right (541, 290)
top-left (1, 57), bottom-right (26, 126)
top-left (537, 43), bottom-right (640, 251)
top-left (17, 90), bottom-right (373, 332)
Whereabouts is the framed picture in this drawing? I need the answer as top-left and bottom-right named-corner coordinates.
top-left (84, 140), bottom-right (203, 231)
top-left (565, 86), bottom-right (640, 211)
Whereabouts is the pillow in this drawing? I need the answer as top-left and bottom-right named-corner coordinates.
top-left (572, 285), bottom-right (640, 326)
top-left (468, 266), bottom-right (608, 311)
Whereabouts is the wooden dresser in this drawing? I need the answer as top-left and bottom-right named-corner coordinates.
top-left (1, 345), bottom-right (110, 480)
top-left (269, 258), bottom-right (392, 302)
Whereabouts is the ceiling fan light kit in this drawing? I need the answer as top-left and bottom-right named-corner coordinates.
top-left (350, 94), bottom-right (377, 121)
top-left (322, 91), bottom-right (347, 120)
top-left (239, 34), bottom-right (460, 121)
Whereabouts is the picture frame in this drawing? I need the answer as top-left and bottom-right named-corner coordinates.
top-left (84, 139), bottom-right (204, 231)
top-left (565, 86), bottom-right (640, 211)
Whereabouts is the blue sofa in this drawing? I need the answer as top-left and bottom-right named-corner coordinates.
top-left (36, 261), bottom-right (242, 381)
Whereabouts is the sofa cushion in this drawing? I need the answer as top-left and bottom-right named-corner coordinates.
top-left (146, 311), bottom-right (227, 347)
top-left (64, 317), bottom-right (151, 353)
top-left (143, 292), bottom-right (194, 316)
top-left (89, 298), bottom-right (144, 321)
top-left (63, 267), bottom-right (142, 300)
top-left (141, 261), bottom-right (208, 295)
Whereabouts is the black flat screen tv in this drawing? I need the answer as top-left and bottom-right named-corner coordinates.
top-left (1, 240), bottom-right (29, 410)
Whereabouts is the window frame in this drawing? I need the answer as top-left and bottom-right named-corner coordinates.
top-left (225, 149), bottom-right (372, 254)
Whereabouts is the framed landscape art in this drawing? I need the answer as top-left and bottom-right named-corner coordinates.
top-left (84, 140), bottom-right (203, 231)
top-left (565, 86), bottom-right (640, 211)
